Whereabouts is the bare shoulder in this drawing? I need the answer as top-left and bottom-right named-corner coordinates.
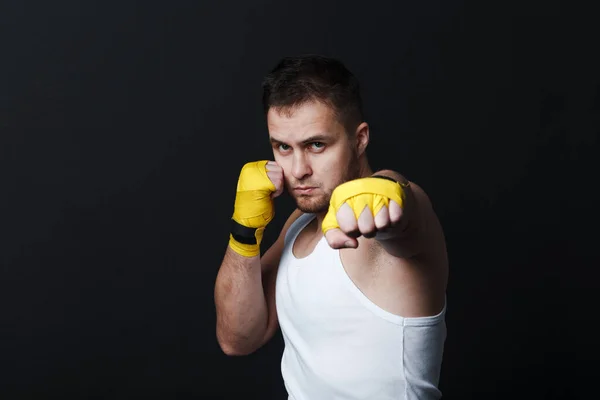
top-left (368, 178), bottom-right (448, 316)
top-left (381, 177), bottom-right (447, 263)
top-left (407, 180), bottom-right (448, 261)
top-left (260, 208), bottom-right (305, 273)
top-left (371, 170), bottom-right (446, 261)
top-left (408, 181), bottom-right (440, 238)
top-left (408, 180), bottom-right (435, 215)
top-left (282, 208), bottom-right (306, 233)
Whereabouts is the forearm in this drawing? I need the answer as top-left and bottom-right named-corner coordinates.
top-left (371, 169), bottom-right (414, 236)
top-left (371, 169), bottom-right (421, 258)
top-left (214, 246), bottom-right (269, 355)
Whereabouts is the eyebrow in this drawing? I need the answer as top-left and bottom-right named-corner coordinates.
top-left (269, 134), bottom-right (331, 145)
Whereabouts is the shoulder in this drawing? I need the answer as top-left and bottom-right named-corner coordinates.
top-left (373, 174), bottom-right (444, 261)
top-left (268, 208), bottom-right (307, 253)
top-left (281, 208), bottom-right (307, 235)
top-left (260, 208), bottom-right (305, 274)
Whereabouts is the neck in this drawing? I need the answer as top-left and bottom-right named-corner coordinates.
top-left (359, 161), bottom-right (374, 178)
top-left (313, 160), bottom-right (373, 233)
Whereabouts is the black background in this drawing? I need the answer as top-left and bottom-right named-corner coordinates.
top-left (1, 0), bottom-right (598, 399)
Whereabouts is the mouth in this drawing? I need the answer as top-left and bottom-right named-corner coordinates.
top-left (293, 186), bottom-right (316, 195)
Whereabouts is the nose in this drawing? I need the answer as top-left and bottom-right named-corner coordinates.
top-left (291, 153), bottom-right (312, 180)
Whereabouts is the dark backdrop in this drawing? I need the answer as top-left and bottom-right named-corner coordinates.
top-left (1, 1), bottom-right (598, 399)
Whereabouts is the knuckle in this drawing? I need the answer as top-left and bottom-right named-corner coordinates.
top-left (375, 221), bottom-right (389, 230)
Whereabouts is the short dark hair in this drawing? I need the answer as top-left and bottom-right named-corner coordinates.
top-left (261, 54), bottom-right (364, 134)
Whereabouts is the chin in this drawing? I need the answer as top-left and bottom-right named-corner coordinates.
top-left (294, 195), bottom-right (329, 214)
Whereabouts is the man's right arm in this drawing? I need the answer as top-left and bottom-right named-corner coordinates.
top-left (214, 208), bottom-right (303, 356)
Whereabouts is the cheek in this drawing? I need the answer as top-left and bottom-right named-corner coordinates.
top-left (315, 154), bottom-right (344, 184)
top-left (326, 146), bottom-right (351, 168)
top-left (272, 154), bottom-right (288, 172)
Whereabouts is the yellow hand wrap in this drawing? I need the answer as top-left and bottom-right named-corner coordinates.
top-left (229, 160), bottom-right (276, 257)
top-left (322, 176), bottom-right (407, 234)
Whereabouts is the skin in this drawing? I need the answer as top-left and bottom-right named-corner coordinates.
top-left (214, 99), bottom-right (449, 356)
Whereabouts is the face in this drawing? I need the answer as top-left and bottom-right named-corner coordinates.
top-left (267, 101), bottom-right (369, 214)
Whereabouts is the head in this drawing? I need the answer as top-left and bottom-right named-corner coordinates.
top-left (262, 54), bottom-right (371, 214)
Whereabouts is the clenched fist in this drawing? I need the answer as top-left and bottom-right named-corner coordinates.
top-left (229, 160), bottom-right (284, 257)
top-left (322, 176), bottom-right (407, 249)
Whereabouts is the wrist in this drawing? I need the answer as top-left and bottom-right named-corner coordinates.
top-left (370, 171), bottom-right (413, 240)
top-left (228, 235), bottom-right (260, 258)
top-left (371, 171), bottom-right (410, 188)
top-left (229, 219), bottom-right (265, 258)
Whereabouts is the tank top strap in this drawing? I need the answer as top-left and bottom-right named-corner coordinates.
top-left (283, 212), bottom-right (316, 248)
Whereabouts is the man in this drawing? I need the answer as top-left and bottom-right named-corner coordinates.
top-left (214, 54), bottom-right (449, 399)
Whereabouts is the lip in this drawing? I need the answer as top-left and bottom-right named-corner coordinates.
top-left (293, 187), bottom-right (316, 194)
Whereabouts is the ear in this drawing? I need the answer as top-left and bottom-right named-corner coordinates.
top-left (354, 122), bottom-right (370, 156)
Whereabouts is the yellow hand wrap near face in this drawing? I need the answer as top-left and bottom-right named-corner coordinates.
top-left (321, 177), bottom-right (406, 235)
top-left (229, 160), bottom-right (276, 257)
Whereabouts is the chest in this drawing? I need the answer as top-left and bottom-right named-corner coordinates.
top-left (276, 239), bottom-right (374, 339)
top-left (292, 219), bottom-right (378, 266)
top-left (278, 231), bottom-right (379, 317)
top-left (289, 222), bottom-right (386, 296)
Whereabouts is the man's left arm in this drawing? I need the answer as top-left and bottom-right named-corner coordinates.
top-left (322, 169), bottom-right (434, 259)
top-left (370, 169), bottom-right (426, 259)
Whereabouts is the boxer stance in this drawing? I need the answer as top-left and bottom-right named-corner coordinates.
top-left (214, 55), bottom-right (449, 400)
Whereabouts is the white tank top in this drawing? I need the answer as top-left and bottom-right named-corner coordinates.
top-left (275, 213), bottom-right (447, 400)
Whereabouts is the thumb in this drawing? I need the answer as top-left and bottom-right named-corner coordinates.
top-left (324, 228), bottom-right (359, 249)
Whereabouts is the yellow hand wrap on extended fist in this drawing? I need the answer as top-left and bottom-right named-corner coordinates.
top-left (229, 160), bottom-right (276, 257)
top-left (322, 177), bottom-right (407, 235)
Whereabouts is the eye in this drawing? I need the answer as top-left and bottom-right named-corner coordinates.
top-left (310, 142), bottom-right (325, 150)
top-left (278, 143), bottom-right (291, 151)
